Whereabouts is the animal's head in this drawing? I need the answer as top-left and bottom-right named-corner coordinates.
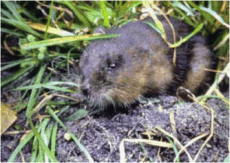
top-left (78, 40), bottom-right (152, 109)
top-left (78, 21), bottom-right (173, 109)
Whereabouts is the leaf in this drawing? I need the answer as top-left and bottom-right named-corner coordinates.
top-left (1, 102), bottom-right (17, 135)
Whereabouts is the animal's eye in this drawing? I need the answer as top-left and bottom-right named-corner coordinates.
top-left (109, 63), bottom-right (117, 69)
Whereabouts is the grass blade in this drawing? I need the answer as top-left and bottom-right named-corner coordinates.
top-left (28, 22), bottom-right (75, 36)
top-left (3, 1), bottom-right (23, 21)
top-left (28, 118), bottom-right (57, 162)
top-left (30, 136), bottom-right (38, 162)
top-left (1, 17), bottom-right (41, 37)
top-left (8, 131), bottom-right (34, 162)
top-left (59, 1), bottom-right (92, 29)
top-left (26, 63), bottom-right (46, 116)
top-left (47, 108), bottom-right (94, 162)
top-left (169, 23), bottom-right (204, 48)
top-left (167, 137), bottom-right (180, 162)
top-left (44, 0), bottom-right (53, 40)
top-left (15, 81), bottom-right (78, 93)
top-left (51, 123), bottom-right (58, 157)
top-left (199, 6), bottom-right (230, 28)
top-left (1, 28), bottom-right (25, 37)
top-left (26, 104), bottom-right (57, 162)
top-left (145, 21), bottom-right (164, 35)
top-left (1, 58), bottom-right (33, 71)
top-left (172, 1), bottom-right (194, 16)
top-left (1, 65), bottom-right (34, 87)
top-left (100, 1), bottom-right (110, 28)
top-left (21, 34), bottom-right (120, 50)
top-left (117, 1), bottom-right (142, 18)
top-left (1, 9), bottom-right (15, 19)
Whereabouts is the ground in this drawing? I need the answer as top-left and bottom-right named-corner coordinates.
top-left (1, 92), bottom-right (229, 162)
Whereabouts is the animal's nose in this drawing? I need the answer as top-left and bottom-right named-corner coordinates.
top-left (80, 84), bottom-right (91, 96)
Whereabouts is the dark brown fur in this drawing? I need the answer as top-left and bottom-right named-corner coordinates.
top-left (78, 17), bottom-right (216, 108)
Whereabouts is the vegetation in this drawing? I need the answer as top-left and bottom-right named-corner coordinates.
top-left (1, 1), bottom-right (229, 162)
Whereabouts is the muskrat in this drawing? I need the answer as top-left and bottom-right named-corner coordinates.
top-left (78, 17), bottom-right (216, 108)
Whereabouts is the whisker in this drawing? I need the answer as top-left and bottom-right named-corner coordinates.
top-left (104, 93), bottom-right (116, 108)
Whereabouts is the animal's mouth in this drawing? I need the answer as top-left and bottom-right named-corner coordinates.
top-left (78, 86), bottom-right (110, 108)
top-left (78, 83), bottom-right (136, 108)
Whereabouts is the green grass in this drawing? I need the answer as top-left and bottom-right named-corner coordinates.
top-left (1, 1), bottom-right (229, 162)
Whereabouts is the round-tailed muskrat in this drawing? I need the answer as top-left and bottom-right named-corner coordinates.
top-left (78, 17), bottom-right (216, 108)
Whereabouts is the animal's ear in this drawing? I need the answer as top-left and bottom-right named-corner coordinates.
top-left (94, 27), bottom-right (107, 34)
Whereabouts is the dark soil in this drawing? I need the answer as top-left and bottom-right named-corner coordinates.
top-left (1, 93), bottom-right (229, 162)
top-left (55, 96), bottom-right (229, 162)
